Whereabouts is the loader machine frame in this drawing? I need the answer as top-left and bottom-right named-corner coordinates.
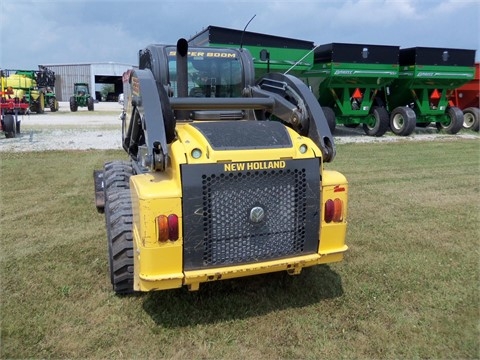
top-left (94, 39), bottom-right (348, 294)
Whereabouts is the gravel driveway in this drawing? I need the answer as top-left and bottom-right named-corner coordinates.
top-left (1, 101), bottom-right (477, 152)
top-left (0, 102), bottom-right (123, 152)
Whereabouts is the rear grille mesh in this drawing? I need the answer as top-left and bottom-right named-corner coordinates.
top-left (181, 159), bottom-right (320, 270)
top-left (202, 169), bottom-right (307, 266)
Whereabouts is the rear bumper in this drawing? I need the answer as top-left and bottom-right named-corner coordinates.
top-left (134, 246), bottom-right (347, 292)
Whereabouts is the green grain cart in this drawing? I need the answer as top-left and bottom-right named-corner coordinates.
top-left (302, 43), bottom-right (400, 136)
top-left (188, 25), bottom-right (315, 80)
top-left (385, 47), bottom-right (476, 136)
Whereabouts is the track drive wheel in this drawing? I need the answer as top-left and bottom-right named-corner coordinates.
top-left (103, 160), bottom-right (134, 294)
top-left (436, 106), bottom-right (463, 134)
top-left (462, 107), bottom-right (479, 132)
top-left (2, 114), bottom-right (16, 138)
top-left (363, 106), bottom-right (389, 137)
top-left (321, 106), bottom-right (336, 134)
top-left (390, 106), bottom-right (416, 136)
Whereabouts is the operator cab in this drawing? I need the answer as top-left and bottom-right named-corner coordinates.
top-left (75, 84), bottom-right (89, 96)
top-left (166, 47), bottom-right (244, 98)
top-left (139, 45), bottom-right (255, 100)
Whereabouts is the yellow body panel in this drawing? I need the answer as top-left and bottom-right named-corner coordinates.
top-left (131, 122), bottom-right (348, 292)
top-left (320, 170), bottom-right (349, 254)
top-left (175, 122), bottom-right (320, 163)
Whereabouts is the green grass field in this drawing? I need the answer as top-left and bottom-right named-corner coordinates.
top-left (1, 139), bottom-right (479, 359)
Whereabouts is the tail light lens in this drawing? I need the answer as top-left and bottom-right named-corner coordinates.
top-left (157, 214), bottom-right (179, 242)
top-left (167, 214), bottom-right (179, 240)
top-left (324, 198), bottom-right (344, 223)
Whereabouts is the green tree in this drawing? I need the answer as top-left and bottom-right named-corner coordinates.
top-left (100, 84), bottom-right (114, 101)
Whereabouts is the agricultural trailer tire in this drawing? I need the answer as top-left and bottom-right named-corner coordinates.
top-left (436, 106), bottom-right (463, 134)
top-left (390, 106), bottom-right (416, 136)
top-left (363, 106), bottom-right (389, 137)
top-left (462, 107), bottom-right (479, 132)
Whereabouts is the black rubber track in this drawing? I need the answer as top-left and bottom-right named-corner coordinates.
top-left (103, 160), bottom-right (134, 294)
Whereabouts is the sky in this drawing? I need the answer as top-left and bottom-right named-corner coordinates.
top-left (1, 0), bottom-right (479, 70)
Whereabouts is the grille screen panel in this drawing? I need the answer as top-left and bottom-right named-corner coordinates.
top-left (203, 170), bottom-right (306, 265)
top-left (181, 159), bottom-right (320, 270)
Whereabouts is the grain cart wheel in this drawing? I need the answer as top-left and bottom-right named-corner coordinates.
top-left (436, 106), bottom-right (463, 134)
top-left (70, 96), bottom-right (78, 112)
top-left (363, 106), bottom-right (389, 137)
top-left (87, 97), bottom-right (94, 111)
top-left (390, 106), bottom-right (416, 136)
top-left (321, 106), bottom-right (336, 134)
top-left (2, 114), bottom-right (16, 138)
top-left (462, 107), bottom-right (479, 131)
top-left (103, 161), bottom-right (134, 294)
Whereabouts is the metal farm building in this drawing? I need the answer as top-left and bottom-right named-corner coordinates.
top-left (40, 62), bottom-right (135, 101)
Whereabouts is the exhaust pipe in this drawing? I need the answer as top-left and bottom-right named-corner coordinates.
top-left (176, 38), bottom-right (188, 98)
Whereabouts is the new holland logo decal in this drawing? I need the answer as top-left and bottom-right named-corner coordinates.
top-left (223, 160), bottom-right (286, 172)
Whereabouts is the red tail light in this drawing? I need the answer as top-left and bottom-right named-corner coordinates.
top-left (157, 214), bottom-right (179, 242)
top-left (324, 198), bottom-right (343, 223)
top-left (168, 214), bottom-right (179, 240)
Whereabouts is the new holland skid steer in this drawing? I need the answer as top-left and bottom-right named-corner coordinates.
top-left (94, 39), bottom-right (348, 294)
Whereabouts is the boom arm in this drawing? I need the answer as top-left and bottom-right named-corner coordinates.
top-left (123, 40), bottom-right (336, 173)
top-left (123, 68), bottom-right (172, 172)
top-left (249, 73), bottom-right (336, 162)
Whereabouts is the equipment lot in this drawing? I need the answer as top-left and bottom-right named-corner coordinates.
top-left (0, 101), bottom-right (478, 152)
top-left (1, 105), bottom-right (479, 358)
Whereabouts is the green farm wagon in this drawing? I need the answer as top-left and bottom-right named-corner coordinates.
top-left (386, 47), bottom-right (476, 135)
top-left (189, 25), bottom-right (315, 80)
top-left (302, 43), bottom-right (400, 136)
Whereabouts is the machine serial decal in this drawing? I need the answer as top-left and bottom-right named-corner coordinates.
top-left (224, 160), bottom-right (286, 172)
